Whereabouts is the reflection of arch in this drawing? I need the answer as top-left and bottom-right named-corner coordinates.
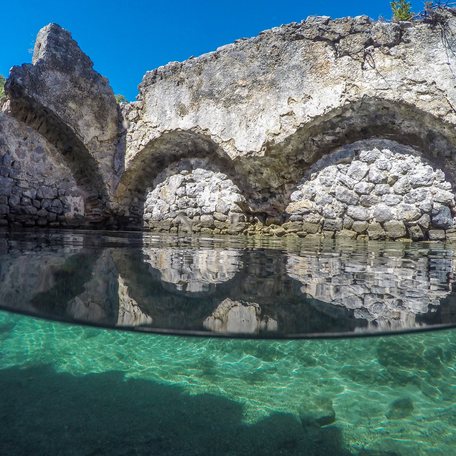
top-left (142, 247), bottom-right (243, 295)
top-left (246, 96), bottom-right (456, 208)
top-left (116, 130), bottom-right (252, 223)
top-left (286, 246), bottom-right (456, 329)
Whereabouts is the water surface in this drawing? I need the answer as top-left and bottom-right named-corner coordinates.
top-left (1, 230), bottom-right (456, 337)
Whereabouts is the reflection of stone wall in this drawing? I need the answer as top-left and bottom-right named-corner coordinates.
top-left (286, 248), bottom-right (455, 329)
top-left (144, 159), bottom-right (246, 234)
top-left (116, 276), bottom-right (153, 326)
top-left (142, 247), bottom-right (242, 294)
top-left (203, 298), bottom-right (277, 334)
top-left (2, 234), bottom-right (456, 334)
top-left (286, 141), bottom-right (456, 241)
top-left (0, 251), bottom-right (74, 310)
top-left (66, 250), bottom-right (120, 324)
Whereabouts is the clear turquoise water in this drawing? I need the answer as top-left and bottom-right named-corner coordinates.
top-left (1, 309), bottom-right (455, 455)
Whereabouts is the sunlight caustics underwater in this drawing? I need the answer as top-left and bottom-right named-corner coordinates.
top-left (0, 311), bottom-right (455, 455)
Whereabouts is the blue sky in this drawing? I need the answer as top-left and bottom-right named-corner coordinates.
top-left (1, 0), bottom-right (423, 101)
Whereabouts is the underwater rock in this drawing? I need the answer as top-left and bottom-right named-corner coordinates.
top-left (298, 396), bottom-right (336, 428)
top-left (385, 397), bottom-right (414, 420)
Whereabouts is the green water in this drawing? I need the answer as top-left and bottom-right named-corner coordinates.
top-left (1, 310), bottom-right (455, 455)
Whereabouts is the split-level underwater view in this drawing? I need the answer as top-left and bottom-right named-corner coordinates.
top-left (0, 230), bottom-right (456, 455)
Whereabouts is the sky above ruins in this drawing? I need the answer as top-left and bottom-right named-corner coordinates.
top-left (2, 0), bottom-right (423, 101)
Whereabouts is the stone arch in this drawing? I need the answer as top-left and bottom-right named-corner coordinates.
top-left (265, 96), bottom-right (456, 240)
top-left (0, 112), bottom-right (99, 228)
top-left (5, 95), bottom-right (110, 222)
top-left (246, 96), bottom-right (456, 209)
top-left (115, 130), bottom-right (252, 230)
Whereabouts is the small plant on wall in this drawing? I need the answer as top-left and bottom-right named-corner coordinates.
top-left (391, 0), bottom-right (413, 21)
top-left (115, 94), bottom-right (127, 104)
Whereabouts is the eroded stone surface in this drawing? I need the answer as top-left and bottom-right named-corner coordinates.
top-left (124, 10), bottom-right (456, 203)
top-left (5, 23), bottom-right (122, 201)
top-left (143, 158), bottom-right (246, 234)
top-left (0, 112), bottom-right (85, 227)
top-left (285, 140), bottom-right (456, 239)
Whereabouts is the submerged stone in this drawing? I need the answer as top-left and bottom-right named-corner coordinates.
top-left (386, 397), bottom-right (414, 420)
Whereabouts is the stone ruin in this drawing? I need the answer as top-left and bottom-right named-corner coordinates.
top-left (4, 12), bottom-right (456, 240)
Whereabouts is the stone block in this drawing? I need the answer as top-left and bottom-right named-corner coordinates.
top-left (368, 222), bottom-right (386, 240)
top-left (347, 205), bottom-right (370, 221)
top-left (431, 204), bottom-right (453, 229)
top-left (382, 194), bottom-right (402, 206)
top-left (282, 221), bottom-right (302, 233)
top-left (396, 203), bottom-right (421, 222)
top-left (335, 229), bottom-right (357, 240)
top-left (428, 230), bottom-right (446, 241)
top-left (368, 166), bottom-right (388, 184)
top-left (346, 161), bottom-right (368, 182)
top-left (353, 181), bottom-right (374, 195)
top-left (343, 216), bottom-right (354, 229)
top-left (213, 212), bottom-right (227, 222)
top-left (323, 218), bottom-right (342, 231)
top-left (360, 194), bottom-right (380, 207)
top-left (372, 203), bottom-right (394, 223)
top-left (302, 221), bottom-right (321, 234)
top-left (384, 220), bottom-right (406, 239)
top-left (407, 224), bottom-right (424, 241)
top-left (352, 221), bottom-right (368, 233)
top-left (335, 185), bottom-right (359, 205)
top-left (271, 226), bottom-right (286, 236)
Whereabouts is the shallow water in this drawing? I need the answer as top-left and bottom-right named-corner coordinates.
top-left (0, 310), bottom-right (455, 455)
top-left (1, 230), bottom-right (456, 455)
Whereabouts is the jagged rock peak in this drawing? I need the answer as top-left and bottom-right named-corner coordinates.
top-left (32, 23), bottom-right (94, 73)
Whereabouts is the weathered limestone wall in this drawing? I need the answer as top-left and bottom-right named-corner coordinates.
top-left (5, 23), bottom-right (122, 218)
top-left (143, 158), bottom-right (247, 234)
top-left (285, 140), bottom-right (456, 240)
top-left (124, 12), bottom-right (456, 195)
top-left (0, 112), bottom-right (85, 227)
top-left (5, 12), bottom-right (456, 240)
